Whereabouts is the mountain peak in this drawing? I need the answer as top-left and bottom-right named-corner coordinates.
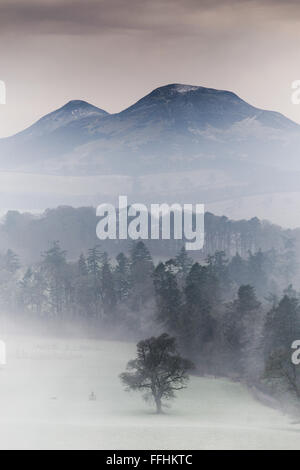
top-left (157, 83), bottom-right (202, 94)
top-left (150, 83), bottom-right (240, 99)
top-left (65, 99), bottom-right (89, 106)
top-left (60, 100), bottom-right (106, 113)
top-left (121, 83), bottom-right (251, 126)
top-left (48, 99), bottom-right (108, 119)
top-left (22, 100), bottom-right (108, 138)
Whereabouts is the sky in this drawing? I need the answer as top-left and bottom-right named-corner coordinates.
top-left (0, 0), bottom-right (300, 137)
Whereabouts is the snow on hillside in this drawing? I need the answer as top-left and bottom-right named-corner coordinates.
top-left (174, 85), bottom-right (201, 94)
top-left (24, 100), bottom-right (108, 137)
top-left (0, 336), bottom-right (299, 450)
top-left (1, 84), bottom-right (300, 228)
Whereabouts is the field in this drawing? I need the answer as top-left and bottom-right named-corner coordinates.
top-left (0, 336), bottom-right (300, 450)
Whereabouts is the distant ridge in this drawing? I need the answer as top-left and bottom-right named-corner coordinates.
top-left (0, 83), bottom-right (300, 226)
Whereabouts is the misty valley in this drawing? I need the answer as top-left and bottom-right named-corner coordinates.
top-left (1, 70), bottom-right (300, 451)
top-left (1, 336), bottom-right (300, 450)
top-left (0, 206), bottom-right (300, 448)
top-left (3, 0), bottom-right (300, 452)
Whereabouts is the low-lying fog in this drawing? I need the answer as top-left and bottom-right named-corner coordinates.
top-left (0, 334), bottom-right (300, 450)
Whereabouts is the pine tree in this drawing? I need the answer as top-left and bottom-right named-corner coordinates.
top-left (247, 250), bottom-right (267, 296)
top-left (175, 246), bottom-right (193, 281)
top-left (101, 254), bottom-right (117, 318)
top-left (78, 253), bottom-right (88, 276)
top-left (86, 246), bottom-right (104, 318)
top-left (228, 252), bottom-right (248, 286)
top-left (206, 251), bottom-right (231, 300)
top-left (87, 246), bottom-right (103, 278)
top-left (114, 253), bottom-right (131, 302)
top-left (41, 242), bottom-right (68, 315)
top-left (182, 263), bottom-right (217, 360)
top-left (153, 262), bottom-right (182, 333)
top-left (223, 285), bottom-right (261, 376)
top-left (4, 249), bottom-right (20, 274)
top-left (130, 241), bottom-right (154, 311)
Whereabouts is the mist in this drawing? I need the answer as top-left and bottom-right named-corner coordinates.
top-left (0, 325), bottom-right (299, 450)
top-left (0, 233), bottom-right (299, 449)
top-left (1, 0), bottom-right (300, 452)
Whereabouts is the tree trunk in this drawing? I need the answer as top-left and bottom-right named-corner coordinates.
top-left (155, 396), bottom-right (162, 414)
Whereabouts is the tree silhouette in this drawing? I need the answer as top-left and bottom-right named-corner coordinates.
top-left (120, 334), bottom-right (194, 413)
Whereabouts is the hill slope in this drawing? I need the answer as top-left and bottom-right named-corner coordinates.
top-left (1, 84), bottom-right (300, 225)
top-left (2, 84), bottom-right (300, 174)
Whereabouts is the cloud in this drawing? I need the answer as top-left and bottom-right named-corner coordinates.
top-left (1, 0), bottom-right (300, 139)
top-left (0, 0), bottom-right (299, 37)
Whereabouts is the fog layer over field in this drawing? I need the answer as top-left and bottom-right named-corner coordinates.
top-left (0, 336), bottom-right (299, 450)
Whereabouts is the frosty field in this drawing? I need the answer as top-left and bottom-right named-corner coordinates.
top-left (0, 336), bottom-right (300, 450)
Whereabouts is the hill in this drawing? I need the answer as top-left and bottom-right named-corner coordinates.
top-left (1, 84), bottom-right (300, 225)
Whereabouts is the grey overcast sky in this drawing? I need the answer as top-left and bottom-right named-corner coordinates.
top-left (0, 0), bottom-right (300, 137)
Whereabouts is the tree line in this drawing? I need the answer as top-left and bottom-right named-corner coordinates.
top-left (0, 239), bottom-right (300, 405)
top-left (0, 207), bottom-right (294, 263)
